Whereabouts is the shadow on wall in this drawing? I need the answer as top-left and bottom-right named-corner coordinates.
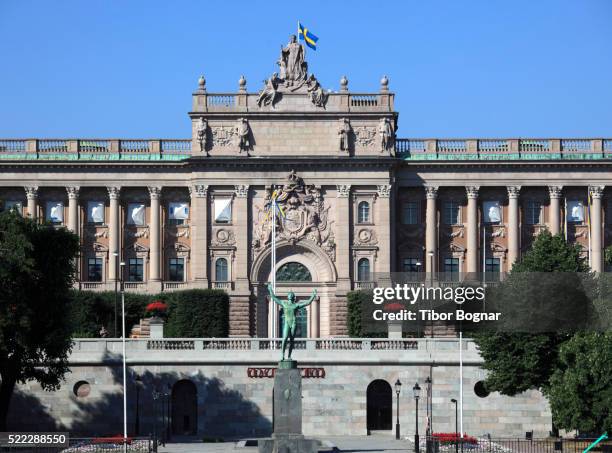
top-left (8, 351), bottom-right (272, 440)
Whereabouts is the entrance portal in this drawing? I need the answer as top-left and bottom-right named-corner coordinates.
top-left (366, 380), bottom-right (392, 432)
top-left (171, 380), bottom-right (197, 436)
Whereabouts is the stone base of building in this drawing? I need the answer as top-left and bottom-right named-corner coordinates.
top-left (259, 434), bottom-right (320, 453)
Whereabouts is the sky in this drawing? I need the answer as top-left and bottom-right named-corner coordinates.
top-left (0, 0), bottom-right (611, 139)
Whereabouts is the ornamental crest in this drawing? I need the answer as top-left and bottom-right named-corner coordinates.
top-left (253, 170), bottom-right (335, 261)
top-left (212, 126), bottom-right (236, 146)
top-left (355, 126), bottom-right (376, 146)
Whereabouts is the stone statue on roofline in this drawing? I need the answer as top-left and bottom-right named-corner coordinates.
top-left (379, 117), bottom-right (395, 153)
top-left (278, 35), bottom-right (307, 86)
top-left (257, 73), bottom-right (279, 108)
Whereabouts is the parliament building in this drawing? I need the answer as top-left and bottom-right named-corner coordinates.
top-left (7, 36), bottom-right (608, 439)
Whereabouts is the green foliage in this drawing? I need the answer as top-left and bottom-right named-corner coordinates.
top-left (512, 231), bottom-right (588, 273)
top-left (0, 211), bottom-right (80, 429)
top-left (68, 289), bottom-right (229, 338)
top-left (474, 231), bottom-right (587, 396)
top-left (547, 332), bottom-right (612, 433)
top-left (347, 291), bottom-right (366, 337)
top-left (164, 290), bottom-right (229, 338)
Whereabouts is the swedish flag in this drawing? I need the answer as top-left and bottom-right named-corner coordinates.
top-left (298, 22), bottom-right (318, 50)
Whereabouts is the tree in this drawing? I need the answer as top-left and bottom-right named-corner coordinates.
top-left (547, 332), bottom-right (612, 434)
top-left (474, 231), bottom-right (588, 395)
top-left (0, 211), bottom-right (80, 430)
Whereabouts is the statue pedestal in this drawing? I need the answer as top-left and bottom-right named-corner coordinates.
top-left (258, 361), bottom-right (319, 453)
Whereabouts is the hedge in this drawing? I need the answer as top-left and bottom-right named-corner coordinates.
top-left (69, 289), bottom-right (229, 338)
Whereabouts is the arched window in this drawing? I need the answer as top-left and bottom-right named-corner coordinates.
top-left (358, 201), bottom-right (370, 223)
top-left (276, 262), bottom-right (312, 282)
top-left (358, 258), bottom-right (370, 281)
top-left (215, 258), bottom-right (228, 281)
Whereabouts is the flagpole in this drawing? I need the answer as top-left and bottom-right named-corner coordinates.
top-left (271, 195), bottom-right (277, 346)
top-left (587, 189), bottom-right (592, 268)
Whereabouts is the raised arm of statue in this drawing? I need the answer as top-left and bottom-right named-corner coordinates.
top-left (297, 289), bottom-right (318, 308)
top-left (267, 283), bottom-right (284, 306)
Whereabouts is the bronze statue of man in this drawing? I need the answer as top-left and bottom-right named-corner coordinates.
top-left (268, 284), bottom-right (317, 361)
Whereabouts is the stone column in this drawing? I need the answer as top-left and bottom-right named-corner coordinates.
top-left (190, 184), bottom-right (209, 286)
top-left (24, 186), bottom-right (38, 220)
top-left (148, 187), bottom-right (162, 282)
top-left (66, 186), bottom-right (80, 233)
top-left (332, 184), bottom-right (351, 336)
top-left (425, 186), bottom-right (438, 274)
top-left (310, 297), bottom-right (320, 338)
top-left (507, 186), bottom-right (521, 268)
top-left (107, 187), bottom-right (121, 282)
top-left (466, 186), bottom-right (479, 274)
top-left (548, 186), bottom-right (563, 235)
top-left (376, 184), bottom-right (392, 274)
top-left (589, 186), bottom-right (604, 272)
top-left (231, 185), bottom-right (251, 337)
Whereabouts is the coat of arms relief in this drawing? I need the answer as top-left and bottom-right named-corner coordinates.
top-left (252, 170), bottom-right (335, 261)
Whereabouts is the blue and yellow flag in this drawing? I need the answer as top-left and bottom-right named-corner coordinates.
top-left (298, 22), bottom-right (318, 50)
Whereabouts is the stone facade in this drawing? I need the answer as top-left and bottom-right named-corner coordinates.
top-left (7, 339), bottom-right (551, 439)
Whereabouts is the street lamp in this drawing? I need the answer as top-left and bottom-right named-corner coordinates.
top-left (427, 251), bottom-right (434, 339)
top-left (451, 399), bottom-right (458, 453)
top-left (120, 261), bottom-right (127, 453)
top-left (394, 379), bottom-right (402, 440)
top-left (165, 383), bottom-right (172, 441)
top-left (413, 382), bottom-right (421, 453)
top-left (425, 375), bottom-right (432, 453)
top-left (113, 252), bottom-right (119, 337)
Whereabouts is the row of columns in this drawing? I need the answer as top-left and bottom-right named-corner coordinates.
top-left (424, 185), bottom-right (606, 273)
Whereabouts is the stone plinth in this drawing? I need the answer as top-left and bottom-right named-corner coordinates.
top-left (148, 317), bottom-right (164, 339)
top-left (259, 360), bottom-right (319, 453)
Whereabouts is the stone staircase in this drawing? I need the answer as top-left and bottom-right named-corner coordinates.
top-left (129, 318), bottom-right (151, 338)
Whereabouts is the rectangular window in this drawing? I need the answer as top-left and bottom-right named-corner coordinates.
top-left (444, 258), bottom-right (460, 281)
top-left (483, 201), bottom-right (502, 224)
top-left (525, 200), bottom-right (542, 225)
top-left (402, 202), bottom-right (418, 225)
top-left (87, 258), bottom-right (103, 282)
top-left (402, 257), bottom-right (421, 273)
top-left (2, 200), bottom-right (22, 214)
top-left (485, 258), bottom-right (501, 281)
top-left (214, 198), bottom-right (232, 224)
top-left (567, 200), bottom-right (584, 223)
top-left (46, 201), bottom-right (64, 224)
top-left (443, 201), bottom-right (460, 225)
top-left (87, 201), bottom-right (105, 224)
top-left (169, 258), bottom-right (185, 282)
top-left (128, 258), bottom-right (144, 282)
top-left (168, 202), bottom-right (189, 226)
top-left (127, 203), bottom-right (146, 226)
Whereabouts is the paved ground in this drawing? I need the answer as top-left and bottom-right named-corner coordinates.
top-left (158, 435), bottom-right (413, 453)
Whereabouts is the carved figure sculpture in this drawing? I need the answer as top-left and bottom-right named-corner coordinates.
top-left (196, 118), bottom-right (208, 152)
top-left (278, 35), bottom-right (306, 85)
top-left (257, 73), bottom-right (279, 108)
top-left (236, 118), bottom-right (250, 151)
top-left (268, 284), bottom-right (317, 360)
top-left (379, 117), bottom-right (394, 152)
top-left (338, 118), bottom-right (351, 152)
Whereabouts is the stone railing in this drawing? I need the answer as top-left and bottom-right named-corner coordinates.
top-left (72, 337), bottom-right (471, 353)
top-left (0, 139), bottom-right (192, 161)
top-left (395, 138), bottom-right (612, 160)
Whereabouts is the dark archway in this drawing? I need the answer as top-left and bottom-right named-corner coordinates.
top-left (366, 379), bottom-right (392, 432)
top-left (171, 380), bottom-right (197, 436)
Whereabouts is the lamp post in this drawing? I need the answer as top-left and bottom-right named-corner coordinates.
top-left (120, 261), bottom-right (127, 453)
top-left (165, 383), bottom-right (172, 441)
top-left (451, 399), bottom-right (458, 453)
top-left (427, 251), bottom-right (434, 338)
top-left (113, 252), bottom-right (119, 337)
top-left (413, 382), bottom-right (421, 453)
top-left (425, 376), bottom-right (432, 453)
top-left (395, 379), bottom-right (402, 440)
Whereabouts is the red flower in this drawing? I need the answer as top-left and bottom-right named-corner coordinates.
top-left (432, 433), bottom-right (477, 445)
top-left (146, 301), bottom-right (168, 312)
top-left (93, 435), bottom-right (133, 444)
top-left (384, 302), bottom-right (405, 312)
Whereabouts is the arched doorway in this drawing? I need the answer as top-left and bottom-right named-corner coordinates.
top-left (171, 380), bottom-right (197, 436)
top-left (367, 380), bottom-right (392, 432)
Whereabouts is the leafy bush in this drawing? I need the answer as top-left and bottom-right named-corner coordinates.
top-left (164, 290), bottom-right (229, 338)
top-left (69, 289), bottom-right (229, 338)
top-left (346, 290), bottom-right (386, 338)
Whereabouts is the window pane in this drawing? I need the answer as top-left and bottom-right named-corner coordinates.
top-left (276, 262), bottom-right (312, 282)
top-left (128, 258), bottom-right (143, 282)
top-left (444, 258), bottom-right (459, 280)
top-left (483, 201), bottom-right (501, 223)
top-left (444, 202), bottom-right (459, 225)
top-left (88, 258), bottom-right (103, 282)
top-left (3, 200), bottom-right (22, 214)
top-left (357, 258), bottom-right (370, 281)
top-left (215, 258), bottom-right (228, 281)
top-left (87, 201), bottom-right (105, 223)
top-left (526, 200), bottom-right (541, 225)
top-left (127, 203), bottom-right (146, 226)
top-left (46, 201), bottom-right (64, 224)
top-left (169, 258), bottom-right (184, 282)
top-left (567, 200), bottom-right (584, 223)
top-left (214, 198), bottom-right (232, 223)
top-left (402, 202), bottom-right (418, 225)
top-left (485, 258), bottom-right (501, 281)
top-left (358, 201), bottom-right (370, 223)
